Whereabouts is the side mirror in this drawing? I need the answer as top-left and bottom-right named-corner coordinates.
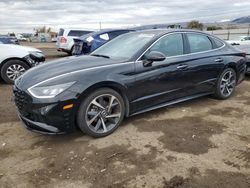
top-left (143, 51), bottom-right (166, 67)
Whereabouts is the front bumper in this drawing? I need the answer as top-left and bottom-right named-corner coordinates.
top-left (13, 86), bottom-right (78, 134)
top-left (24, 54), bottom-right (46, 67)
top-left (19, 115), bottom-right (64, 134)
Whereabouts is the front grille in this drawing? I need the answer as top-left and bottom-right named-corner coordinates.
top-left (13, 87), bottom-right (30, 116)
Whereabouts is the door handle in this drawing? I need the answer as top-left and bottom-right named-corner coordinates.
top-left (214, 58), bottom-right (223, 62)
top-left (177, 64), bottom-right (188, 69)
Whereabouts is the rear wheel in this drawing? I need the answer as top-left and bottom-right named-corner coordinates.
top-left (214, 68), bottom-right (237, 99)
top-left (1, 60), bottom-right (29, 84)
top-left (77, 88), bottom-right (125, 137)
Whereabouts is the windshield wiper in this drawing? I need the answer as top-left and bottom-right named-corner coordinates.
top-left (91, 54), bottom-right (110, 59)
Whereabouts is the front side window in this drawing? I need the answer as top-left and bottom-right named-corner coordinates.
top-left (187, 33), bottom-right (212, 53)
top-left (148, 33), bottom-right (184, 57)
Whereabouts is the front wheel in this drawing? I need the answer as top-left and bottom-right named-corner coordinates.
top-left (1, 60), bottom-right (29, 84)
top-left (214, 68), bottom-right (237, 99)
top-left (77, 88), bottom-right (125, 137)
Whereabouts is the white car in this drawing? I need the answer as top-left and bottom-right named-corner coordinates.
top-left (0, 44), bottom-right (45, 84)
top-left (234, 44), bottom-right (250, 75)
top-left (56, 28), bottom-right (92, 55)
top-left (227, 36), bottom-right (250, 45)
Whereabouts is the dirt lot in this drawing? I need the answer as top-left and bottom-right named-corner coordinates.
top-left (0, 43), bottom-right (250, 188)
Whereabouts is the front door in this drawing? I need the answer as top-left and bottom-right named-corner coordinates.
top-left (130, 33), bottom-right (193, 113)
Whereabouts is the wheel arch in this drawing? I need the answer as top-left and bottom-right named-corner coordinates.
top-left (224, 62), bottom-right (239, 82)
top-left (0, 57), bottom-right (31, 80)
top-left (0, 57), bottom-right (31, 71)
top-left (77, 81), bottom-right (130, 117)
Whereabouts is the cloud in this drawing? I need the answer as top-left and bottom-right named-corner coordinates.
top-left (0, 0), bottom-right (249, 33)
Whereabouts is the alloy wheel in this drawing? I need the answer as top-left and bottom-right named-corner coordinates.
top-left (85, 94), bottom-right (122, 134)
top-left (6, 64), bottom-right (26, 81)
top-left (220, 70), bottom-right (236, 97)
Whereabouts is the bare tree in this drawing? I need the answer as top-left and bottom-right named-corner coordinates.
top-left (34, 26), bottom-right (52, 34)
top-left (187, 20), bottom-right (204, 30)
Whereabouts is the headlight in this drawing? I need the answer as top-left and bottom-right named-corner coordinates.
top-left (29, 51), bottom-right (45, 62)
top-left (86, 36), bottom-right (94, 43)
top-left (28, 82), bottom-right (75, 98)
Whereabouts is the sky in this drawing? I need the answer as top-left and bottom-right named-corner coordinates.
top-left (0, 0), bottom-right (250, 34)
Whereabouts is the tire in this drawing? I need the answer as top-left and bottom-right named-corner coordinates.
top-left (77, 88), bottom-right (125, 138)
top-left (1, 60), bottom-right (29, 84)
top-left (67, 46), bottom-right (74, 56)
top-left (246, 65), bottom-right (250, 76)
top-left (214, 68), bottom-right (237, 100)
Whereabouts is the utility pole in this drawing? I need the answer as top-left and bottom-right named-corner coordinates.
top-left (99, 22), bottom-right (102, 30)
top-left (248, 24), bottom-right (250, 36)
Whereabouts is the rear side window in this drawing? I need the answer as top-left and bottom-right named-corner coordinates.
top-left (213, 38), bottom-right (224, 48)
top-left (149, 33), bottom-right (184, 57)
top-left (187, 33), bottom-right (212, 53)
top-left (99, 33), bottom-right (110, 40)
top-left (68, 30), bottom-right (92, 37)
top-left (58, 29), bottom-right (64, 36)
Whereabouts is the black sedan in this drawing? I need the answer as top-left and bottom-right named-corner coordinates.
top-left (13, 29), bottom-right (246, 137)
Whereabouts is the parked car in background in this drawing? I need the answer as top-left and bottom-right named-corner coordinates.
top-left (0, 35), bottom-right (19, 45)
top-left (72, 29), bottom-right (135, 55)
top-left (227, 36), bottom-right (250, 46)
top-left (56, 29), bottom-right (93, 55)
top-left (234, 44), bottom-right (250, 75)
top-left (0, 44), bottom-right (45, 84)
top-left (51, 37), bottom-right (57, 42)
top-left (17, 34), bottom-right (28, 42)
top-left (13, 30), bottom-right (246, 137)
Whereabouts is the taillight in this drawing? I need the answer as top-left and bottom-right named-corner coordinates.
top-left (60, 37), bottom-right (67, 43)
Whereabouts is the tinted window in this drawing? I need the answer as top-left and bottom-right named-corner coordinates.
top-left (68, 30), bottom-right (92, 37)
top-left (58, 29), bottom-right (64, 36)
top-left (108, 30), bottom-right (130, 39)
top-left (187, 33), bottom-right (212, 53)
top-left (149, 33), bottom-right (184, 57)
top-left (243, 37), bottom-right (250, 41)
top-left (213, 38), bottom-right (224, 48)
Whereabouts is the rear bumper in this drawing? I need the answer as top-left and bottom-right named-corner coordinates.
top-left (57, 48), bottom-right (71, 53)
top-left (246, 57), bottom-right (250, 74)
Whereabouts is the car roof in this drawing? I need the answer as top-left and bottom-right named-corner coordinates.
top-left (133, 29), bottom-right (209, 36)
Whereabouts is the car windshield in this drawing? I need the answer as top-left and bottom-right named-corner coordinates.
top-left (91, 32), bottom-right (155, 60)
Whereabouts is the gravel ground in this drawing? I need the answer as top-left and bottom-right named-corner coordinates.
top-left (0, 43), bottom-right (249, 188)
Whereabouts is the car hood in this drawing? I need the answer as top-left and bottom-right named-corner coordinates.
top-left (0, 44), bottom-right (42, 52)
top-left (17, 55), bottom-right (124, 89)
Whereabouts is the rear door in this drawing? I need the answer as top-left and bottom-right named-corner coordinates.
top-left (183, 32), bottom-right (225, 94)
